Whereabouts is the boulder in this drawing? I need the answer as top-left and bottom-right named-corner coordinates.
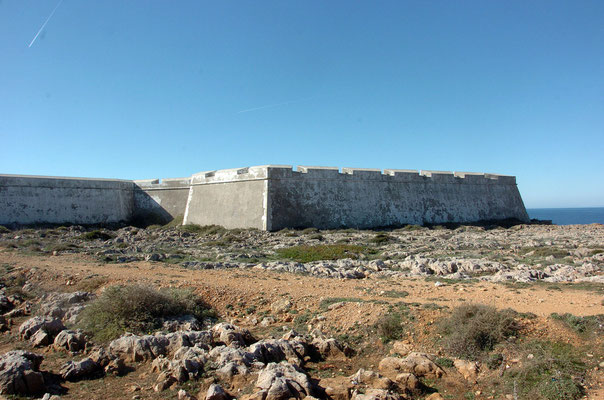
top-left (53, 329), bottom-right (87, 352)
top-left (350, 369), bottom-right (395, 391)
top-left (0, 351), bottom-right (45, 395)
top-left (206, 383), bottom-right (230, 400)
top-left (108, 333), bottom-right (169, 361)
top-left (18, 316), bottom-right (65, 340)
top-left (60, 358), bottom-right (101, 381)
top-left (256, 362), bottom-right (317, 400)
top-left (248, 339), bottom-right (308, 364)
top-left (379, 353), bottom-right (444, 379)
top-left (270, 298), bottom-right (293, 314)
top-left (30, 329), bottom-right (51, 347)
top-left (394, 373), bottom-right (420, 391)
top-left (178, 389), bottom-right (196, 400)
top-left (312, 337), bottom-right (353, 359)
top-left (154, 371), bottom-right (176, 392)
top-left (453, 359), bottom-right (479, 381)
top-left (212, 323), bottom-right (255, 347)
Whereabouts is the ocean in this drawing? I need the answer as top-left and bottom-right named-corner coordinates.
top-left (526, 207), bottom-right (604, 225)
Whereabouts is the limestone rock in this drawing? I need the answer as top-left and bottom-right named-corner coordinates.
top-left (60, 357), bottom-right (100, 381)
top-left (212, 323), bottom-right (255, 347)
top-left (178, 389), bottom-right (196, 400)
top-left (256, 362), bottom-right (317, 400)
top-left (18, 316), bottom-right (65, 340)
top-left (53, 329), bottom-right (87, 352)
top-left (206, 383), bottom-right (230, 400)
top-left (0, 350), bottom-right (45, 395)
top-left (379, 353), bottom-right (444, 379)
top-left (312, 337), bottom-right (353, 359)
top-left (248, 338), bottom-right (308, 364)
top-left (154, 371), bottom-right (176, 391)
top-left (453, 359), bottom-right (479, 381)
top-left (350, 369), bottom-right (395, 391)
top-left (30, 329), bottom-right (50, 347)
top-left (108, 333), bottom-right (169, 361)
top-left (394, 372), bottom-right (420, 391)
top-left (270, 298), bottom-right (292, 314)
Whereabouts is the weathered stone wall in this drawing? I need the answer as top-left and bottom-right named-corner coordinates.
top-left (133, 177), bottom-right (191, 224)
top-left (0, 165), bottom-right (530, 229)
top-left (182, 167), bottom-right (269, 230)
top-left (0, 175), bottom-right (134, 225)
top-left (265, 166), bottom-right (529, 230)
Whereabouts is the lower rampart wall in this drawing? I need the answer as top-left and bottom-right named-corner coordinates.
top-left (0, 175), bottom-right (134, 225)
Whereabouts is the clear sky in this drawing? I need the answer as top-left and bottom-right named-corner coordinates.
top-left (1, 1), bottom-right (603, 208)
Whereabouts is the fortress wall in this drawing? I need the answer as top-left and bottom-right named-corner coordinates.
top-left (0, 166), bottom-right (530, 229)
top-left (133, 177), bottom-right (191, 223)
top-left (265, 166), bottom-right (529, 231)
top-left (0, 175), bottom-right (134, 225)
top-left (182, 166), bottom-right (270, 230)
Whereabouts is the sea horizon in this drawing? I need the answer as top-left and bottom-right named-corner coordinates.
top-left (526, 207), bottom-right (604, 225)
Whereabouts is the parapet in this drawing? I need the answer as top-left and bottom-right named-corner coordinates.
top-left (183, 166), bottom-right (518, 185)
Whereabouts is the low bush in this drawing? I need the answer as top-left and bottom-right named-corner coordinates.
top-left (78, 285), bottom-right (215, 342)
top-left (375, 310), bottom-right (406, 343)
top-left (369, 233), bottom-right (391, 244)
top-left (80, 230), bottom-right (115, 241)
top-left (550, 313), bottom-right (603, 336)
top-left (505, 341), bottom-right (587, 400)
top-left (435, 357), bottom-right (454, 368)
top-left (438, 304), bottom-right (519, 360)
top-left (519, 247), bottom-right (569, 258)
top-left (0, 225), bottom-right (10, 233)
top-left (179, 224), bottom-right (227, 235)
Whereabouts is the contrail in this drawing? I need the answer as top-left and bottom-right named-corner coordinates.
top-left (28, 0), bottom-right (64, 48)
top-left (237, 97), bottom-right (313, 114)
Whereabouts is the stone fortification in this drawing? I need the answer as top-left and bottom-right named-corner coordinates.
top-left (0, 165), bottom-right (529, 229)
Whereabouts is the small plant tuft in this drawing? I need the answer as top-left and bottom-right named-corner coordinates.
top-left (438, 304), bottom-right (519, 360)
top-left (80, 230), bottom-right (115, 241)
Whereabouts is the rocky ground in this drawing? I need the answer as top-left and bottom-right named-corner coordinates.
top-left (0, 222), bottom-right (602, 400)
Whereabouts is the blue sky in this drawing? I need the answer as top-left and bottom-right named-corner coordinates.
top-left (1, 1), bottom-right (603, 208)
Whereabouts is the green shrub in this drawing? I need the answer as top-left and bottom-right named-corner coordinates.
top-left (375, 311), bottom-right (405, 343)
top-left (180, 224), bottom-right (226, 235)
top-left (486, 353), bottom-right (504, 369)
top-left (438, 304), bottom-right (519, 360)
top-left (319, 297), bottom-right (365, 310)
top-left (505, 341), bottom-right (587, 400)
top-left (550, 313), bottom-right (603, 336)
top-left (301, 227), bottom-right (319, 234)
top-left (435, 357), bottom-right (454, 368)
top-left (369, 233), bottom-right (391, 244)
top-left (0, 225), bottom-right (10, 233)
top-left (80, 230), bottom-right (115, 241)
top-left (276, 244), bottom-right (372, 262)
top-left (519, 247), bottom-right (568, 258)
top-left (77, 285), bottom-right (215, 342)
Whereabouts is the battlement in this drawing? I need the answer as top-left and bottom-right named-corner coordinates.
top-left (178, 165), bottom-right (518, 185)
